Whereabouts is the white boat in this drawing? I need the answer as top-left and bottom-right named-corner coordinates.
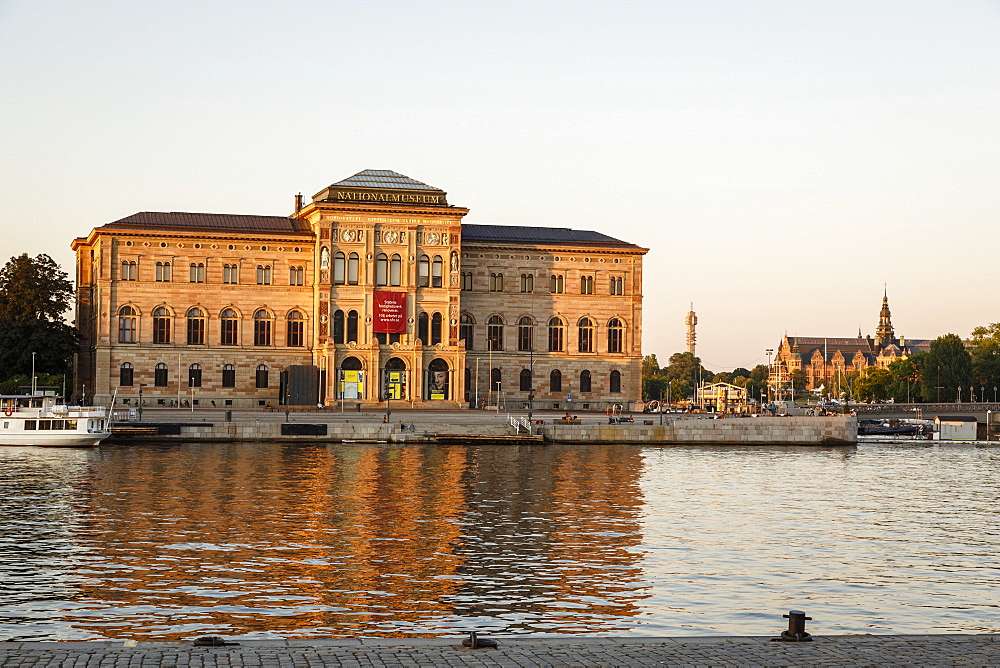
top-left (0, 395), bottom-right (112, 447)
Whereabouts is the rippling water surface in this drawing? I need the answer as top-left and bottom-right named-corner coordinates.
top-left (1, 442), bottom-right (998, 640)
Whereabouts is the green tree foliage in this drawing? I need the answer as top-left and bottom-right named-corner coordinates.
top-left (0, 253), bottom-right (78, 383)
top-left (854, 367), bottom-right (892, 403)
top-left (664, 352), bottom-right (712, 401)
top-left (919, 334), bottom-right (973, 402)
top-left (886, 356), bottom-right (922, 403)
top-left (970, 323), bottom-right (1000, 394)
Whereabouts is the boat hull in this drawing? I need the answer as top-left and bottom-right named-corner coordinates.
top-left (0, 433), bottom-right (110, 447)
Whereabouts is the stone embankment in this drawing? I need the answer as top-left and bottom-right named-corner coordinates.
top-left (2, 634), bottom-right (997, 667)
top-left (111, 415), bottom-right (857, 446)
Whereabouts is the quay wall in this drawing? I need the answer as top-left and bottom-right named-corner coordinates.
top-left (111, 416), bottom-right (857, 445)
top-left (542, 416), bottom-right (856, 445)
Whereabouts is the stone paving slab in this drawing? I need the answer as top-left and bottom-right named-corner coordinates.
top-left (2, 635), bottom-right (999, 667)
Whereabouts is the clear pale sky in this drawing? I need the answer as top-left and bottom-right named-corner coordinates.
top-left (1, 0), bottom-right (997, 371)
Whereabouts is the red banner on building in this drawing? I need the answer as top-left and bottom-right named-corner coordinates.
top-left (373, 291), bottom-right (407, 333)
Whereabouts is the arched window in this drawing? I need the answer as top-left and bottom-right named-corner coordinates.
top-left (376, 253), bottom-right (388, 286)
top-left (119, 362), bottom-right (134, 387)
top-left (490, 368), bottom-right (502, 393)
top-left (490, 273), bottom-right (504, 292)
top-left (550, 274), bottom-right (564, 293)
top-left (418, 312), bottom-right (429, 343)
top-left (333, 309), bottom-right (345, 344)
top-left (333, 251), bottom-right (346, 284)
top-left (550, 369), bottom-right (562, 392)
top-left (223, 264), bottom-right (238, 284)
top-left (220, 308), bottom-right (238, 345)
top-left (487, 315), bottom-right (504, 351)
top-left (580, 369), bottom-right (592, 393)
top-left (253, 309), bottom-right (272, 346)
top-left (578, 317), bottom-right (595, 353)
top-left (461, 272), bottom-right (473, 291)
top-left (289, 265), bottom-right (304, 285)
top-left (520, 274), bottom-right (533, 292)
top-left (580, 275), bottom-right (594, 294)
top-left (256, 364), bottom-right (268, 389)
top-left (256, 264), bottom-right (272, 285)
top-left (186, 307), bottom-right (206, 345)
top-left (154, 363), bottom-right (168, 387)
top-left (460, 314), bottom-right (475, 349)
top-left (347, 252), bottom-right (359, 284)
top-left (418, 255), bottom-right (430, 287)
top-left (152, 306), bottom-right (171, 344)
top-left (548, 317), bottom-right (564, 352)
top-left (222, 364), bottom-right (236, 388)
top-left (120, 260), bottom-right (137, 281)
top-left (607, 318), bottom-right (624, 353)
top-left (347, 310), bottom-right (359, 343)
top-left (189, 263), bottom-right (204, 283)
top-left (118, 306), bottom-right (137, 343)
top-left (155, 262), bottom-right (171, 282)
top-left (431, 312), bottom-right (443, 345)
top-left (610, 369), bottom-right (622, 393)
top-left (517, 316), bottom-right (534, 351)
top-left (188, 364), bottom-right (202, 388)
top-left (287, 310), bottom-right (304, 347)
top-left (519, 368), bottom-right (532, 392)
top-left (610, 276), bottom-right (624, 295)
top-left (431, 256), bottom-right (443, 287)
top-left (389, 254), bottom-right (402, 286)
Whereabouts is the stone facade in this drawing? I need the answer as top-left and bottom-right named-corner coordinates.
top-left (72, 170), bottom-right (647, 409)
top-left (770, 292), bottom-right (932, 396)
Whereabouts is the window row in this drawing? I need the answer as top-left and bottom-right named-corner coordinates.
top-left (459, 271), bottom-right (626, 295)
top-left (480, 368), bottom-right (623, 394)
top-left (117, 306), bottom-right (306, 347)
top-left (121, 260), bottom-right (305, 286)
top-left (460, 315), bottom-right (627, 353)
top-left (326, 251), bottom-right (458, 288)
top-left (119, 362), bottom-right (270, 388)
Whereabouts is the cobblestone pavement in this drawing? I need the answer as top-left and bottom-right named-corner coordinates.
top-left (2, 635), bottom-right (999, 667)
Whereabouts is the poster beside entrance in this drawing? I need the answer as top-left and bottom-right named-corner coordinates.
top-left (385, 370), bottom-right (405, 400)
top-left (340, 370), bottom-right (364, 400)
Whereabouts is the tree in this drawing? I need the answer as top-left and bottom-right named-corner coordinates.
top-left (854, 367), bottom-right (892, 403)
top-left (0, 253), bottom-right (78, 384)
top-left (886, 356), bottom-right (922, 403)
top-left (970, 323), bottom-right (1000, 393)
top-left (919, 334), bottom-right (973, 402)
top-left (664, 352), bottom-right (712, 401)
top-left (641, 354), bottom-right (668, 401)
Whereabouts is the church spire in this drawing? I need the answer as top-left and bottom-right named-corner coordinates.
top-left (876, 289), bottom-right (894, 348)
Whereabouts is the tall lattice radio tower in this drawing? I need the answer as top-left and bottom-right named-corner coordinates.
top-left (685, 305), bottom-right (697, 356)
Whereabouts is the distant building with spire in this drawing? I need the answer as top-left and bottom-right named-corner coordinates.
top-left (770, 292), bottom-right (932, 395)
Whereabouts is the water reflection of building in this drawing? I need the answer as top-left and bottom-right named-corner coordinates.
top-left (72, 170), bottom-right (647, 410)
top-left (66, 443), bottom-right (647, 638)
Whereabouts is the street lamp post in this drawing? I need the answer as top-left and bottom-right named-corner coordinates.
top-left (527, 348), bottom-right (534, 424)
top-left (957, 386), bottom-right (962, 403)
top-left (31, 352), bottom-right (37, 396)
top-left (138, 383), bottom-right (147, 421)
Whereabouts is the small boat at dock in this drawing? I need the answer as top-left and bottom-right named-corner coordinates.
top-left (0, 395), bottom-right (111, 447)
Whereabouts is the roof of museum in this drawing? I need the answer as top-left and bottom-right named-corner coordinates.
top-left (100, 212), bottom-right (311, 235)
top-left (330, 169), bottom-right (442, 192)
top-left (462, 224), bottom-right (643, 249)
top-left (95, 213), bottom-right (643, 249)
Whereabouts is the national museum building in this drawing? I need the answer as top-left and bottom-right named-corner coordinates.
top-left (72, 170), bottom-right (648, 410)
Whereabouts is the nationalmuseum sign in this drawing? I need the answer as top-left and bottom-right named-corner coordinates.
top-left (330, 189), bottom-right (445, 205)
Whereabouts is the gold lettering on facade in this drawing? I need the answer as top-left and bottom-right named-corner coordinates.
top-left (335, 191), bottom-right (441, 204)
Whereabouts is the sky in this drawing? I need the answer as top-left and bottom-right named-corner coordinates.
top-left (1, 0), bottom-right (998, 372)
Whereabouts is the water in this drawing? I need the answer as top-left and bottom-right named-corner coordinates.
top-left (1, 442), bottom-right (998, 640)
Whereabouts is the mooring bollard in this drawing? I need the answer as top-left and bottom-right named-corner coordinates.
top-left (772, 609), bottom-right (813, 642)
